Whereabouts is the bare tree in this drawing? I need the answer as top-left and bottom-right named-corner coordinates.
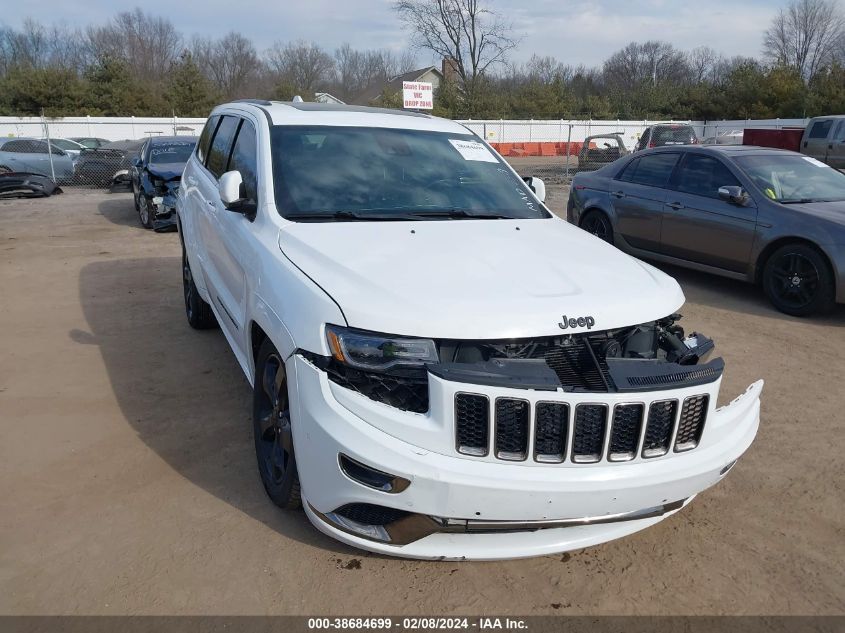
top-left (687, 46), bottom-right (721, 84)
top-left (763, 0), bottom-right (845, 80)
top-left (393, 0), bottom-right (518, 97)
top-left (87, 9), bottom-right (182, 83)
top-left (192, 33), bottom-right (262, 100)
top-left (266, 41), bottom-right (335, 94)
top-left (333, 45), bottom-right (417, 100)
top-left (0, 19), bottom-right (89, 73)
top-left (523, 54), bottom-right (571, 84)
top-left (603, 41), bottom-right (690, 90)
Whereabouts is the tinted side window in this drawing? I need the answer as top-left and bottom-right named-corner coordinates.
top-left (206, 116), bottom-right (239, 178)
top-left (808, 119), bottom-right (833, 139)
top-left (618, 153), bottom-right (678, 187)
top-left (2, 140), bottom-right (30, 153)
top-left (196, 115), bottom-right (219, 164)
top-left (834, 121), bottom-right (845, 141)
top-left (672, 154), bottom-right (739, 199)
top-left (227, 119), bottom-right (258, 203)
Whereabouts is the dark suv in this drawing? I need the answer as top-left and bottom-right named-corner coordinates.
top-left (635, 124), bottom-right (699, 152)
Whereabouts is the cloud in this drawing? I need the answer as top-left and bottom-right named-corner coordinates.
top-left (1, 0), bottom-right (780, 67)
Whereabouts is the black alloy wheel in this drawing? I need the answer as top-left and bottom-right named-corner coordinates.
top-left (253, 340), bottom-right (301, 510)
top-left (181, 245), bottom-right (217, 329)
top-left (580, 211), bottom-right (613, 244)
top-left (763, 243), bottom-right (834, 317)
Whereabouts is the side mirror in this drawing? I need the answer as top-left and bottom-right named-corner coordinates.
top-left (522, 176), bottom-right (547, 203)
top-left (718, 185), bottom-right (749, 206)
top-left (219, 170), bottom-right (256, 216)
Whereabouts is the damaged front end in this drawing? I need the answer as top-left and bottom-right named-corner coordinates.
top-left (310, 314), bottom-right (720, 414)
top-left (148, 177), bottom-right (181, 232)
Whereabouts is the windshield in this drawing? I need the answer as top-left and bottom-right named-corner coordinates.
top-left (50, 139), bottom-right (79, 151)
top-left (735, 154), bottom-right (845, 203)
top-left (270, 126), bottom-right (548, 221)
top-left (149, 141), bottom-right (196, 164)
top-left (654, 126), bottom-right (695, 144)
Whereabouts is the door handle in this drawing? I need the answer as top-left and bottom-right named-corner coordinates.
top-left (667, 201), bottom-right (685, 210)
top-left (611, 191), bottom-right (625, 198)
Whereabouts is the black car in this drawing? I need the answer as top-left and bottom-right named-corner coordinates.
top-left (634, 124), bottom-right (699, 152)
top-left (131, 136), bottom-right (198, 231)
top-left (567, 146), bottom-right (845, 316)
top-left (73, 139), bottom-right (145, 188)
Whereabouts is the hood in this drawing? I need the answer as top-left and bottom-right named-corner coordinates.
top-left (278, 217), bottom-right (685, 340)
top-left (146, 163), bottom-right (185, 181)
top-left (780, 200), bottom-right (845, 227)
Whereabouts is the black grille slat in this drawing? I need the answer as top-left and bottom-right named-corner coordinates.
top-left (675, 395), bottom-right (709, 451)
top-left (543, 342), bottom-right (608, 392)
top-left (455, 394), bottom-right (490, 455)
top-left (495, 398), bottom-right (530, 460)
top-left (642, 400), bottom-right (678, 457)
top-left (572, 404), bottom-right (608, 462)
top-left (534, 402), bottom-right (569, 462)
top-left (609, 404), bottom-right (644, 460)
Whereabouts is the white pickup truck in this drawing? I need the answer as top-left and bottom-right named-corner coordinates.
top-left (176, 100), bottom-right (763, 560)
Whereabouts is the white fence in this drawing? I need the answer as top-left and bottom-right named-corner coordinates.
top-left (459, 118), bottom-right (809, 145)
top-left (0, 116), bottom-right (206, 142)
top-left (0, 115), bottom-right (809, 145)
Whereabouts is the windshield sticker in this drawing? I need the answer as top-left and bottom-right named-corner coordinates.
top-left (802, 156), bottom-right (827, 168)
top-left (448, 139), bottom-right (498, 163)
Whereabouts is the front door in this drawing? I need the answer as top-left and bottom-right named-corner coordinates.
top-left (660, 153), bottom-right (758, 273)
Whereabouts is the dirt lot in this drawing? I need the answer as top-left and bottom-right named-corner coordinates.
top-left (1, 189), bottom-right (843, 616)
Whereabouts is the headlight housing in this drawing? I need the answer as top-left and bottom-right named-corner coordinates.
top-left (325, 325), bottom-right (438, 371)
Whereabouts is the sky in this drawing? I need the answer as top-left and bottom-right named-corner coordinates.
top-left (5, 0), bottom-right (785, 68)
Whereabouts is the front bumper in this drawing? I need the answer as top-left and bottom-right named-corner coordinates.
top-left (289, 355), bottom-right (762, 560)
top-left (151, 191), bottom-right (178, 232)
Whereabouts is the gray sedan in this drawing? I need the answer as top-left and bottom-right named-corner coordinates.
top-left (567, 146), bottom-right (845, 316)
top-left (0, 138), bottom-right (75, 181)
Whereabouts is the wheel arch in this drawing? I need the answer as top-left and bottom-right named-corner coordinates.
top-left (754, 236), bottom-right (835, 286)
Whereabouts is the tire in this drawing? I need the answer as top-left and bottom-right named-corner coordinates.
top-left (253, 339), bottom-right (301, 510)
top-left (138, 194), bottom-right (154, 229)
top-left (182, 245), bottom-right (217, 330)
top-left (133, 183), bottom-right (140, 211)
top-left (580, 210), bottom-right (613, 244)
top-left (762, 243), bottom-right (835, 317)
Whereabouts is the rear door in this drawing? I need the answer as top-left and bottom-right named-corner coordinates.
top-left (205, 115), bottom-right (261, 346)
top-left (609, 152), bottom-right (679, 252)
top-left (824, 119), bottom-right (845, 169)
top-left (802, 118), bottom-right (835, 162)
top-left (660, 152), bottom-right (758, 273)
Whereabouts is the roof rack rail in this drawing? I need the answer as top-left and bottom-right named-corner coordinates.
top-left (230, 98), bottom-right (273, 106)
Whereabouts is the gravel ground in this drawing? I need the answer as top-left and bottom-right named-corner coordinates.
top-left (1, 189), bottom-right (843, 615)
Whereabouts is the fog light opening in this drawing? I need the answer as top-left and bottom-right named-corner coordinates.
top-left (339, 454), bottom-right (411, 493)
top-left (720, 459), bottom-right (738, 476)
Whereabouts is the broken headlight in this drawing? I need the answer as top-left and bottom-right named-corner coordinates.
top-left (325, 325), bottom-right (438, 371)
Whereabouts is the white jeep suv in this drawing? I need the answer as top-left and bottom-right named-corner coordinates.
top-left (177, 100), bottom-right (763, 560)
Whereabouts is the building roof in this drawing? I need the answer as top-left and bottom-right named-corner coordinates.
top-left (352, 66), bottom-right (443, 106)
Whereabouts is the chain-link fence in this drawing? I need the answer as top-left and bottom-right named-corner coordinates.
top-left (459, 119), bottom-right (808, 183)
top-left (0, 115), bottom-right (808, 189)
top-left (0, 116), bottom-right (204, 189)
